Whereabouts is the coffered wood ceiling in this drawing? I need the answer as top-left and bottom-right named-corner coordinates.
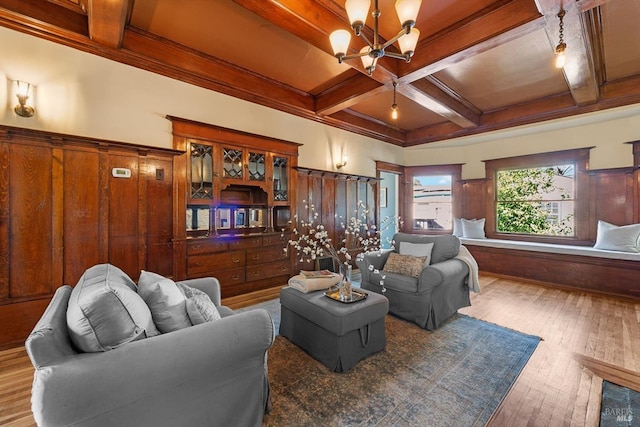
top-left (0, 0), bottom-right (639, 147)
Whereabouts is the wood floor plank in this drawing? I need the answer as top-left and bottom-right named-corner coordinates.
top-left (1, 274), bottom-right (638, 426)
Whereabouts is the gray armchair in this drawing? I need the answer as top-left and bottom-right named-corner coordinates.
top-left (26, 277), bottom-right (274, 427)
top-left (356, 233), bottom-right (470, 330)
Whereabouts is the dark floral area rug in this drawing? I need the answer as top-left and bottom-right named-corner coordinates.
top-left (241, 299), bottom-right (540, 427)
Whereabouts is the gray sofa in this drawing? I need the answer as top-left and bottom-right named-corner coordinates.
top-left (26, 277), bottom-right (274, 427)
top-left (356, 233), bottom-right (470, 330)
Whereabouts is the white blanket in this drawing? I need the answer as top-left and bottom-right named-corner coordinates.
top-left (455, 245), bottom-right (481, 293)
top-left (287, 273), bottom-right (341, 293)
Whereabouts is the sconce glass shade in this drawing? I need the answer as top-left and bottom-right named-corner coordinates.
top-left (330, 29), bottom-right (352, 58)
top-left (16, 81), bottom-right (31, 97)
top-left (391, 105), bottom-right (398, 120)
top-left (345, 0), bottom-right (370, 30)
top-left (397, 27), bottom-right (420, 55)
top-left (360, 46), bottom-right (375, 71)
top-left (395, 0), bottom-right (422, 28)
top-left (14, 81), bottom-right (34, 118)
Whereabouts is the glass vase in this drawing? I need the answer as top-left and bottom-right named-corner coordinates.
top-left (339, 263), bottom-right (353, 301)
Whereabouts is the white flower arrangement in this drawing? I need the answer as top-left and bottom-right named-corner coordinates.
top-left (283, 200), bottom-right (402, 292)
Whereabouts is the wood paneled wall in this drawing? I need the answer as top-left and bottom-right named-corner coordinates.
top-left (0, 126), bottom-right (179, 349)
top-left (294, 167), bottom-right (377, 272)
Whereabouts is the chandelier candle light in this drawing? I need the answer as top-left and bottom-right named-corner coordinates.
top-left (329, 0), bottom-right (422, 75)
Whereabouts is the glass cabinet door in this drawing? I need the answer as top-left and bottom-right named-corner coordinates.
top-left (223, 147), bottom-right (243, 180)
top-left (190, 143), bottom-right (213, 199)
top-left (248, 152), bottom-right (265, 181)
top-left (273, 156), bottom-right (288, 201)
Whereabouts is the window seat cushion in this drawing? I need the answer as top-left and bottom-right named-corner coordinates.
top-left (459, 238), bottom-right (640, 262)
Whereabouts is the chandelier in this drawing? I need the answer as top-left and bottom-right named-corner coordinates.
top-left (329, 0), bottom-right (422, 75)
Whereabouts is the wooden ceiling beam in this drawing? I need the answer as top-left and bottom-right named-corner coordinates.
top-left (233, 0), bottom-right (476, 129)
top-left (87, 0), bottom-right (131, 48)
top-left (536, 0), bottom-right (599, 106)
top-left (405, 73), bottom-right (640, 145)
top-left (316, 74), bottom-right (384, 116)
top-left (401, 80), bottom-right (479, 128)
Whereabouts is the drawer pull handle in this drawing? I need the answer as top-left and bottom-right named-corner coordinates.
top-left (194, 262), bottom-right (202, 267)
top-left (252, 254), bottom-right (260, 260)
top-left (252, 271), bottom-right (260, 276)
top-left (232, 257), bottom-right (240, 263)
top-left (192, 245), bottom-right (201, 251)
top-left (231, 275), bottom-right (240, 280)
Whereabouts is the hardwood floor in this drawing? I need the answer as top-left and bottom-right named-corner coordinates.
top-left (1, 274), bottom-right (638, 426)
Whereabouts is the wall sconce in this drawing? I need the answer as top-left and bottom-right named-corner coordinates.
top-left (14, 81), bottom-right (35, 118)
top-left (336, 155), bottom-right (348, 170)
top-left (554, 9), bottom-right (566, 69)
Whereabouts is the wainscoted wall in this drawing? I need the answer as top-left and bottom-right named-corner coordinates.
top-left (0, 125), bottom-right (178, 349)
top-left (293, 167), bottom-right (378, 272)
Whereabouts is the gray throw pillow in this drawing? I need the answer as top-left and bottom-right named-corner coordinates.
top-left (137, 270), bottom-right (193, 333)
top-left (177, 283), bottom-right (221, 324)
top-left (67, 264), bottom-right (160, 352)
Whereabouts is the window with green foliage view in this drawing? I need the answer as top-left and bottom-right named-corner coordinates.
top-left (496, 165), bottom-right (575, 236)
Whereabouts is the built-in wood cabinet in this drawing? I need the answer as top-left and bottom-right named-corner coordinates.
top-left (169, 117), bottom-right (299, 295)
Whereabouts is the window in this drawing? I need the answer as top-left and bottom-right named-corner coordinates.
top-left (413, 175), bottom-right (453, 230)
top-left (496, 165), bottom-right (575, 236)
top-left (404, 164), bottom-right (461, 234)
top-left (485, 148), bottom-right (590, 243)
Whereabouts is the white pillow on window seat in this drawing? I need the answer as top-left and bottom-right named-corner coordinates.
top-left (461, 218), bottom-right (486, 239)
top-left (594, 220), bottom-right (640, 253)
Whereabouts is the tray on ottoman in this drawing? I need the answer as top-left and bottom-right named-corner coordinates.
top-left (279, 286), bottom-right (389, 372)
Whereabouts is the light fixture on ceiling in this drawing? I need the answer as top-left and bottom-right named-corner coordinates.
top-left (555, 8), bottom-right (566, 69)
top-left (391, 81), bottom-right (398, 120)
top-left (329, 0), bottom-right (422, 75)
top-left (14, 81), bottom-right (35, 118)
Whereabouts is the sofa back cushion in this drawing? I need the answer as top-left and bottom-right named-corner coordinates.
top-left (67, 264), bottom-right (160, 352)
top-left (393, 233), bottom-right (460, 264)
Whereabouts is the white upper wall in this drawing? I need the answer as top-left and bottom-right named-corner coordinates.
top-left (0, 26), bottom-right (401, 177)
top-left (404, 104), bottom-right (640, 180)
top-left (1, 26), bottom-right (639, 179)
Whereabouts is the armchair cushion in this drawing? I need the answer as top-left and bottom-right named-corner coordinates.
top-left (383, 253), bottom-right (428, 278)
top-left (138, 270), bottom-right (192, 333)
top-left (393, 233), bottom-right (460, 264)
top-left (67, 264), bottom-right (160, 353)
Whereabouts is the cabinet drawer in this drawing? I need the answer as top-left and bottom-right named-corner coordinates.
top-left (228, 237), bottom-right (262, 250)
top-left (212, 268), bottom-right (245, 286)
top-left (188, 250), bottom-right (245, 276)
top-left (262, 234), bottom-right (286, 247)
top-left (246, 246), bottom-right (288, 265)
top-left (245, 260), bottom-right (290, 282)
top-left (187, 239), bottom-right (228, 255)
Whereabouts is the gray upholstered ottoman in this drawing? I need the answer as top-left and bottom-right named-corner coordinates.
top-left (279, 286), bottom-right (389, 372)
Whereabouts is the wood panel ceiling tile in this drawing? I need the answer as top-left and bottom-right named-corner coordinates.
top-left (432, 29), bottom-right (568, 111)
top-left (601, 1), bottom-right (640, 81)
